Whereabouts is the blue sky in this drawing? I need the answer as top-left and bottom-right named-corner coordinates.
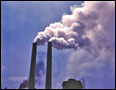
top-left (1, 1), bottom-right (115, 89)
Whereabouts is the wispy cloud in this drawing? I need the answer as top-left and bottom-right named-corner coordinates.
top-left (1, 66), bottom-right (7, 71)
top-left (8, 76), bottom-right (27, 82)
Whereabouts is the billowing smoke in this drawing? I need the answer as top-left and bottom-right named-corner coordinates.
top-left (66, 1), bottom-right (115, 78)
top-left (20, 1), bottom-right (115, 89)
top-left (34, 1), bottom-right (115, 51)
top-left (34, 1), bottom-right (115, 89)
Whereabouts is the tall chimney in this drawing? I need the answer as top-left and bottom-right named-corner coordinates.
top-left (45, 42), bottom-right (52, 89)
top-left (29, 42), bottom-right (37, 89)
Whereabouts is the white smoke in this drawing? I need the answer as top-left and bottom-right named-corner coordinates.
top-left (66, 1), bottom-right (115, 79)
top-left (34, 1), bottom-right (115, 88)
top-left (34, 1), bottom-right (115, 50)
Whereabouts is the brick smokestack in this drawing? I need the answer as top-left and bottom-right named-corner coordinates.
top-left (46, 42), bottom-right (52, 89)
top-left (29, 42), bottom-right (37, 89)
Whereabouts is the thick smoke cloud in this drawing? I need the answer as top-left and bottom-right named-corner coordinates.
top-left (33, 1), bottom-right (115, 89)
top-left (66, 1), bottom-right (115, 80)
top-left (34, 1), bottom-right (115, 51)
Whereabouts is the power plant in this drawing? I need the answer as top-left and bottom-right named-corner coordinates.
top-left (28, 42), bottom-right (84, 89)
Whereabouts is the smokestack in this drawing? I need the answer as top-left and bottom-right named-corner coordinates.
top-left (45, 42), bottom-right (52, 89)
top-left (29, 42), bottom-right (37, 89)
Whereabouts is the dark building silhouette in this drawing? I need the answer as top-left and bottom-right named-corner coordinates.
top-left (62, 78), bottom-right (83, 89)
top-left (19, 80), bottom-right (28, 89)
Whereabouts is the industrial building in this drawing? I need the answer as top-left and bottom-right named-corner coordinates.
top-left (62, 78), bottom-right (83, 89)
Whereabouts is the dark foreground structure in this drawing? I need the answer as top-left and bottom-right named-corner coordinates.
top-left (45, 42), bottom-right (52, 89)
top-left (28, 42), bottom-right (52, 89)
top-left (29, 42), bottom-right (37, 89)
top-left (62, 79), bottom-right (83, 89)
top-left (28, 42), bottom-right (84, 89)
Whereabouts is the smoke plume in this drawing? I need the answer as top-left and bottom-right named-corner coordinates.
top-left (66, 1), bottom-right (115, 77)
top-left (33, 1), bottom-right (115, 89)
top-left (34, 1), bottom-right (115, 51)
